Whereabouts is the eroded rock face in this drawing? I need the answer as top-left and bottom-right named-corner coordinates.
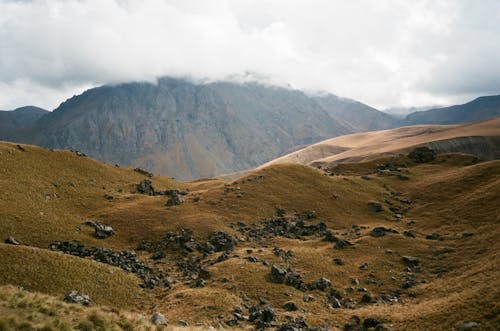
top-left (408, 146), bottom-right (436, 163)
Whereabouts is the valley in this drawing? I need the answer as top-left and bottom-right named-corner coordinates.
top-left (0, 131), bottom-right (498, 330)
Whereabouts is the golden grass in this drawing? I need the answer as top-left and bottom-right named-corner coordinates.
top-left (1, 140), bottom-right (499, 330)
top-left (0, 244), bottom-right (144, 309)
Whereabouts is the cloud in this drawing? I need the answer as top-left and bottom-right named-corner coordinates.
top-left (0, 0), bottom-right (499, 110)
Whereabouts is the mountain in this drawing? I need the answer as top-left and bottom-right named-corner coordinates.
top-left (1, 78), bottom-right (393, 180)
top-left (0, 106), bottom-right (48, 142)
top-left (404, 95), bottom-right (500, 125)
top-left (1, 140), bottom-right (498, 330)
top-left (262, 118), bottom-right (500, 168)
top-left (312, 94), bottom-right (398, 131)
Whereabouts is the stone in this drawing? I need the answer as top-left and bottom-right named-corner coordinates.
top-left (363, 317), bottom-right (382, 328)
top-left (194, 279), bottom-right (206, 287)
top-left (403, 230), bottom-right (415, 238)
top-left (248, 305), bottom-right (277, 328)
top-left (408, 146), bottom-right (436, 163)
top-left (270, 265), bottom-right (287, 283)
top-left (370, 227), bottom-right (389, 237)
top-left (311, 277), bottom-right (331, 291)
top-left (426, 232), bottom-right (441, 240)
top-left (166, 193), bottom-right (184, 206)
top-left (64, 291), bottom-right (91, 306)
top-left (134, 167), bottom-right (153, 178)
top-left (5, 237), bottom-right (20, 245)
top-left (283, 301), bottom-right (298, 311)
top-left (360, 293), bottom-right (374, 303)
top-left (277, 317), bottom-right (308, 331)
top-left (85, 221), bottom-right (114, 239)
top-left (402, 256), bottom-right (419, 266)
top-left (359, 262), bottom-right (369, 270)
top-left (177, 320), bottom-right (189, 327)
top-left (303, 295), bottom-right (314, 302)
top-left (151, 312), bottom-right (169, 326)
top-left (401, 280), bottom-right (416, 289)
top-left (104, 193), bottom-right (114, 201)
top-left (333, 258), bottom-right (344, 265)
top-left (137, 179), bottom-right (155, 195)
top-left (209, 231), bottom-right (237, 252)
top-left (150, 251), bottom-right (166, 260)
top-left (368, 202), bottom-right (383, 212)
top-left (456, 321), bottom-right (480, 330)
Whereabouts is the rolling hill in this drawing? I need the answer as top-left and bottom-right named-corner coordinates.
top-left (0, 138), bottom-right (498, 330)
top-left (262, 118), bottom-right (500, 169)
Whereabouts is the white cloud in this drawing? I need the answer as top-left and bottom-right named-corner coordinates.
top-left (0, 0), bottom-right (499, 110)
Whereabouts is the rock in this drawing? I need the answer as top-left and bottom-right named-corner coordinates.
top-left (64, 291), bottom-right (91, 306)
top-left (104, 193), bottom-right (114, 201)
top-left (368, 202), bottom-right (383, 212)
top-left (311, 277), bottom-right (331, 291)
top-left (401, 280), bottom-right (416, 289)
top-left (370, 227), bottom-right (389, 237)
top-left (177, 320), bottom-right (189, 327)
top-left (194, 279), bottom-right (206, 287)
top-left (151, 312), bottom-right (169, 326)
top-left (363, 317), bottom-right (382, 328)
top-left (150, 251), bottom-right (166, 260)
top-left (426, 232), bottom-right (441, 240)
top-left (277, 317), bottom-right (308, 331)
top-left (403, 230), bottom-right (415, 238)
top-left (248, 305), bottom-right (277, 328)
top-left (4, 237), bottom-right (20, 245)
top-left (85, 221), bottom-right (114, 239)
top-left (333, 258), bottom-right (344, 265)
top-left (360, 293), bottom-right (374, 303)
top-left (402, 256), bottom-right (419, 266)
top-left (359, 262), bottom-right (369, 270)
top-left (456, 321), bottom-right (480, 330)
top-left (343, 315), bottom-right (361, 331)
top-left (270, 265), bottom-right (287, 283)
top-left (137, 179), bottom-right (155, 195)
top-left (408, 146), bottom-right (436, 163)
top-left (166, 193), bottom-right (184, 206)
top-left (16, 144), bottom-right (26, 152)
top-left (134, 167), bottom-right (153, 178)
top-left (303, 295), bottom-right (314, 302)
top-left (208, 231), bottom-right (237, 252)
top-left (283, 301), bottom-right (298, 311)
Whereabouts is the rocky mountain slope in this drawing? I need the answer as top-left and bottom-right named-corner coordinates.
top-left (262, 118), bottom-right (500, 169)
top-left (0, 78), bottom-right (395, 180)
top-left (403, 95), bottom-right (500, 125)
top-left (0, 140), bottom-right (498, 330)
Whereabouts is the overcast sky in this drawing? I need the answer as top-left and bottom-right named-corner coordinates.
top-left (1, 0), bottom-right (499, 111)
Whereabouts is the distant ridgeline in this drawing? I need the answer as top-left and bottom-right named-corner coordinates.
top-left (0, 77), bottom-right (498, 179)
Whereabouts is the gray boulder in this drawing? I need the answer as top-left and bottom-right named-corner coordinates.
top-left (151, 312), bottom-right (169, 326)
top-left (5, 236), bottom-right (20, 245)
top-left (64, 291), bottom-right (91, 306)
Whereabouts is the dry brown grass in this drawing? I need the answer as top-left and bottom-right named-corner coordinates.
top-left (0, 244), bottom-right (144, 309)
top-left (0, 140), bottom-right (499, 330)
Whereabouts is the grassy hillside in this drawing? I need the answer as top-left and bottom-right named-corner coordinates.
top-left (0, 140), bottom-right (498, 330)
